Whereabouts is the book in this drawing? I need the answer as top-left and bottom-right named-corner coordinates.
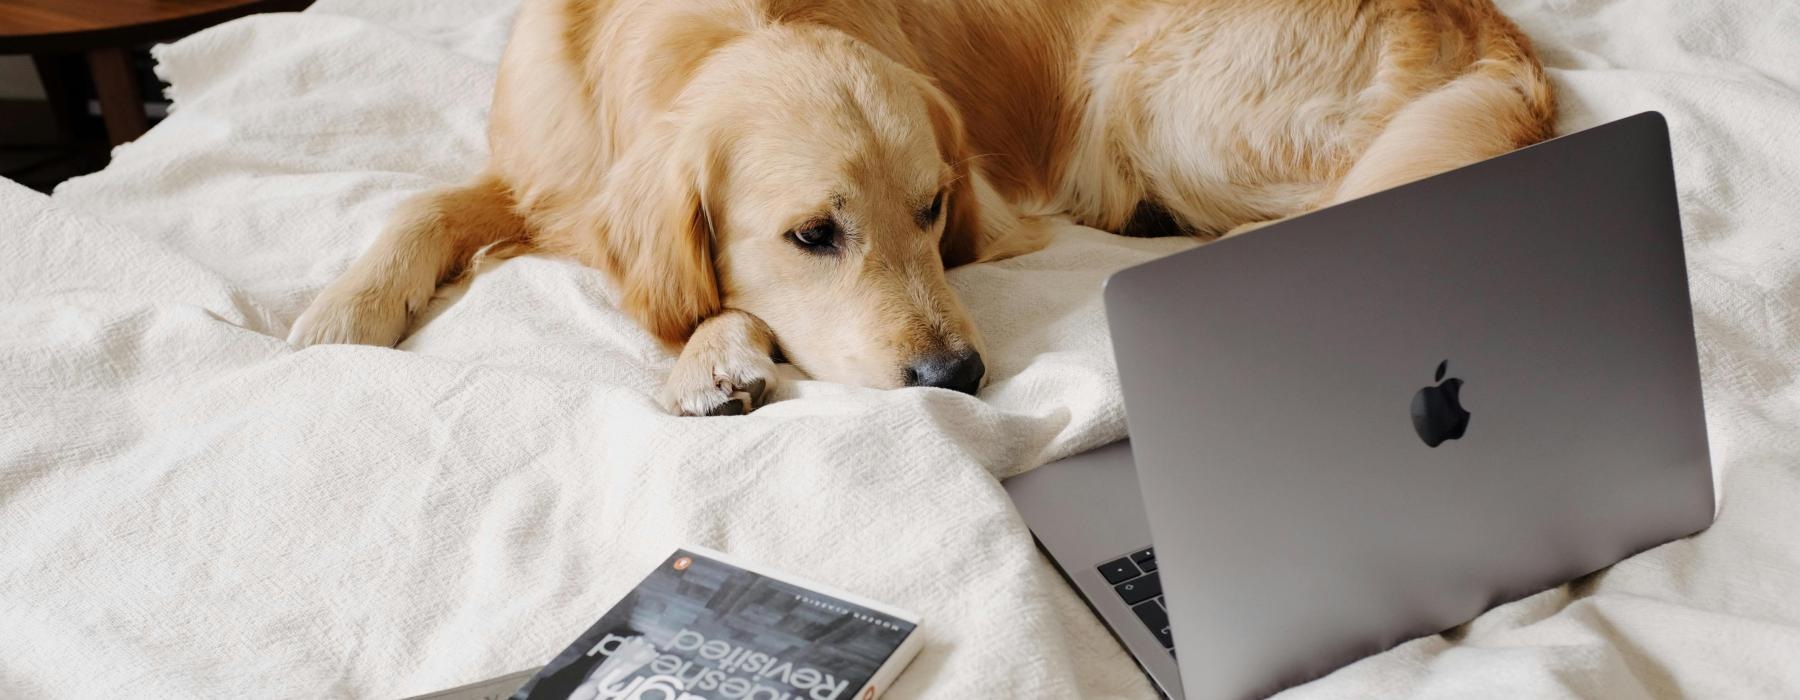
top-left (408, 546), bottom-right (923, 700)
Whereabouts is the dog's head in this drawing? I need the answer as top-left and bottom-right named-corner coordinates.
top-left (600, 25), bottom-right (1000, 393)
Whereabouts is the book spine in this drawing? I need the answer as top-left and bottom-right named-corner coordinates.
top-left (852, 628), bottom-right (924, 700)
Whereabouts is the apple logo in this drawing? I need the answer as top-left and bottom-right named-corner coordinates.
top-left (1411, 360), bottom-right (1471, 447)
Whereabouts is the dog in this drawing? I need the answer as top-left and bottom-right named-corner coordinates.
top-left (289, 0), bottom-right (1554, 416)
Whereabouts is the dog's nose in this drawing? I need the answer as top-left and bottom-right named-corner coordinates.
top-left (904, 350), bottom-right (985, 395)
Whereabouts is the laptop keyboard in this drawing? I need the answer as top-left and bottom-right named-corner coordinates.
top-left (1097, 547), bottom-right (1174, 652)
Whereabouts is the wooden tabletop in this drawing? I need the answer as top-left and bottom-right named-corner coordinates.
top-left (0, 0), bottom-right (314, 53)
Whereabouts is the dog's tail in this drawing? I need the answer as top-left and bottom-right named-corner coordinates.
top-left (289, 174), bottom-right (529, 347)
top-left (1328, 5), bottom-right (1557, 204)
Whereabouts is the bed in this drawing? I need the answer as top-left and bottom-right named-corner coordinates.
top-left (3, 0), bottom-right (1797, 697)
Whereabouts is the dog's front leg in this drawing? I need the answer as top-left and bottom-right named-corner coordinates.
top-left (658, 309), bottom-right (779, 416)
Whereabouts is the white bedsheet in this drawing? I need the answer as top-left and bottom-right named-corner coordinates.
top-left (2, 0), bottom-right (1796, 697)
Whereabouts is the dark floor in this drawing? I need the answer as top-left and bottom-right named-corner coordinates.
top-left (2, 49), bottom-right (166, 193)
top-left (0, 99), bottom-right (107, 192)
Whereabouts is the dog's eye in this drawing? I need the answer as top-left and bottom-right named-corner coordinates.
top-left (919, 190), bottom-right (945, 227)
top-left (786, 220), bottom-right (839, 252)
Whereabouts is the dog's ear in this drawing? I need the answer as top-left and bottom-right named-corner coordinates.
top-left (913, 75), bottom-right (1035, 268)
top-left (596, 125), bottom-right (723, 346)
top-left (916, 77), bottom-right (984, 268)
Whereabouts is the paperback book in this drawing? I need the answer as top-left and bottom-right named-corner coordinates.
top-left (409, 547), bottom-right (923, 700)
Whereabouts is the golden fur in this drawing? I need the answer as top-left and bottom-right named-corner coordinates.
top-left (290, 0), bottom-right (1554, 415)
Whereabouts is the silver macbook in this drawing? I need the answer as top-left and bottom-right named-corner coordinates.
top-left (1005, 112), bottom-right (1714, 699)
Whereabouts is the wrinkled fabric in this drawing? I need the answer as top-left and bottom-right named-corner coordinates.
top-left (1, 0), bottom-right (1796, 697)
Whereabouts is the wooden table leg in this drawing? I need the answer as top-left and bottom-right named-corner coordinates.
top-left (85, 47), bottom-right (149, 147)
top-left (31, 53), bottom-right (81, 146)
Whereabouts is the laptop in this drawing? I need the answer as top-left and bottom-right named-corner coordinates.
top-left (1004, 112), bottom-right (1714, 699)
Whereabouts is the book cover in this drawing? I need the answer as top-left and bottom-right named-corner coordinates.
top-left (505, 546), bottom-right (923, 700)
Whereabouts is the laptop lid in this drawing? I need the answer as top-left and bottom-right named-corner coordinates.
top-left (1104, 112), bottom-right (1713, 699)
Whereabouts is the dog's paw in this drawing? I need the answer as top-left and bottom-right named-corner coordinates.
top-left (660, 343), bottom-right (779, 417)
top-left (287, 281), bottom-right (412, 348)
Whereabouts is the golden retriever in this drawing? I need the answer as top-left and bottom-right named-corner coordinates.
top-left (289, 0), bottom-right (1554, 416)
